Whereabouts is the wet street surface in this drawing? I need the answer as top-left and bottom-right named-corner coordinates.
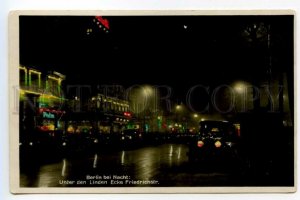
top-left (20, 143), bottom-right (291, 187)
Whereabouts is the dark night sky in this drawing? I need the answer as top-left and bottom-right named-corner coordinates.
top-left (19, 15), bottom-right (294, 101)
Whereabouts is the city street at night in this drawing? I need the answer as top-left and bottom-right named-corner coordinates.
top-left (14, 12), bottom-right (295, 191)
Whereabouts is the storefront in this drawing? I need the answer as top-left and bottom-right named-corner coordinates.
top-left (37, 108), bottom-right (66, 134)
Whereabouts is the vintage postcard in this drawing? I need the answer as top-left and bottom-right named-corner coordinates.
top-left (9, 10), bottom-right (296, 193)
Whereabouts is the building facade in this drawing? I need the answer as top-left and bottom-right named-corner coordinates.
top-left (19, 66), bottom-right (66, 142)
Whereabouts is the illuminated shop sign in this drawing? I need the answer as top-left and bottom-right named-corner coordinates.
top-left (43, 112), bottom-right (55, 119)
top-left (95, 16), bottom-right (110, 29)
top-left (123, 112), bottom-right (131, 117)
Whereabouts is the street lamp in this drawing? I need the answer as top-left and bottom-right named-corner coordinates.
top-left (175, 105), bottom-right (180, 121)
top-left (141, 85), bottom-right (154, 133)
top-left (234, 82), bottom-right (246, 94)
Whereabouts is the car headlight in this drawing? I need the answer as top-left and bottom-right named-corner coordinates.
top-left (94, 139), bottom-right (98, 143)
top-left (121, 136), bottom-right (125, 140)
top-left (225, 142), bottom-right (233, 147)
top-left (214, 141), bottom-right (222, 148)
top-left (62, 142), bottom-right (67, 146)
top-left (29, 142), bottom-right (33, 146)
top-left (197, 140), bottom-right (204, 148)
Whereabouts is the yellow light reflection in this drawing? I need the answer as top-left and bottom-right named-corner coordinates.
top-left (48, 75), bottom-right (62, 85)
top-left (29, 69), bottom-right (42, 75)
top-left (19, 66), bottom-right (28, 85)
top-left (61, 158), bottom-right (67, 177)
top-left (121, 151), bottom-right (125, 165)
top-left (93, 154), bottom-right (98, 169)
top-left (177, 147), bottom-right (181, 160)
top-left (20, 89), bottom-right (65, 100)
top-left (169, 145), bottom-right (173, 157)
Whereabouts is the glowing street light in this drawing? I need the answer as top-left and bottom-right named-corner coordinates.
top-left (234, 82), bottom-right (246, 94)
top-left (175, 104), bottom-right (182, 124)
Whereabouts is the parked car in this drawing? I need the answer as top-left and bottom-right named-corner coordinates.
top-left (187, 120), bottom-right (240, 164)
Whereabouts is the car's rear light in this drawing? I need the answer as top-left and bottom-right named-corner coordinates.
top-left (197, 140), bottom-right (204, 148)
top-left (215, 141), bottom-right (222, 148)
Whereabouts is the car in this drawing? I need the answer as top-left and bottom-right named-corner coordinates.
top-left (187, 120), bottom-right (240, 164)
top-left (120, 129), bottom-right (143, 146)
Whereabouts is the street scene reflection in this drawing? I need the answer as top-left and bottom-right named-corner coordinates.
top-left (21, 143), bottom-right (247, 187)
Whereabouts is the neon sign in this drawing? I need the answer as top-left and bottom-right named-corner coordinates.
top-left (124, 112), bottom-right (131, 117)
top-left (43, 112), bottom-right (55, 119)
top-left (95, 16), bottom-right (110, 30)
